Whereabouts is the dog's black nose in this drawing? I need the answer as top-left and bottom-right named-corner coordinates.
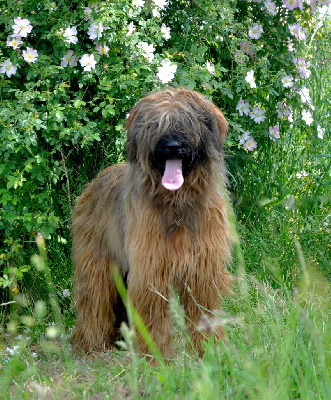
top-left (165, 140), bottom-right (181, 151)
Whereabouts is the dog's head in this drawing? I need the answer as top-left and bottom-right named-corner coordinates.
top-left (125, 88), bottom-right (228, 191)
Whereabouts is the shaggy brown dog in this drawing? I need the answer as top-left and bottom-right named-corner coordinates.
top-left (71, 88), bottom-right (233, 357)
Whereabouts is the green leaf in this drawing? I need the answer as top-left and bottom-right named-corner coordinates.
top-left (102, 105), bottom-right (116, 118)
top-left (196, 55), bottom-right (205, 63)
top-left (55, 111), bottom-right (64, 121)
top-left (74, 100), bottom-right (86, 108)
top-left (198, 46), bottom-right (209, 54)
top-left (190, 44), bottom-right (198, 54)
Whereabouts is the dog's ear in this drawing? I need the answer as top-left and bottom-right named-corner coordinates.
top-left (211, 103), bottom-right (228, 148)
top-left (124, 109), bottom-right (139, 162)
top-left (188, 90), bottom-right (228, 148)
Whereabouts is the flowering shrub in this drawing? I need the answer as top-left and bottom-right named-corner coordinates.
top-left (0, 0), bottom-right (329, 291)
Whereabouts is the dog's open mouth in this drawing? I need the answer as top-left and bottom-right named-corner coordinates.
top-left (152, 133), bottom-right (198, 191)
top-left (162, 159), bottom-right (184, 191)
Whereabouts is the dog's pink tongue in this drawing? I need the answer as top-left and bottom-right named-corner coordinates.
top-left (162, 159), bottom-right (184, 191)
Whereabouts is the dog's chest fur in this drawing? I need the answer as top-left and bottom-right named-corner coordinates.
top-left (123, 188), bottom-right (230, 287)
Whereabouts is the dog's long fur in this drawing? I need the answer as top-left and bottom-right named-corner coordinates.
top-left (71, 88), bottom-right (233, 357)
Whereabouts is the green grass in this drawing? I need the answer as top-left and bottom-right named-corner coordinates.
top-left (1, 259), bottom-right (330, 399)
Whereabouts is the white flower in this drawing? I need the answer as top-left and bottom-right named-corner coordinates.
top-left (84, 4), bottom-right (98, 18)
top-left (152, 8), bottom-right (161, 17)
top-left (317, 124), bottom-right (325, 139)
top-left (289, 23), bottom-right (307, 41)
top-left (152, 0), bottom-right (168, 8)
top-left (240, 41), bottom-right (252, 55)
top-left (296, 60), bottom-right (312, 77)
top-left (22, 47), bottom-right (38, 63)
top-left (63, 289), bottom-right (71, 297)
top-left (297, 67), bottom-right (311, 79)
top-left (7, 346), bottom-right (20, 355)
top-left (301, 109), bottom-right (313, 125)
top-left (7, 36), bottom-right (23, 49)
top-left (127, 22), bottom-right (136, 36)
top-left (0, 58), bottom-right (18, 77)
top-left (244, 136), bottom-right (258, 151)
top-left (88, 22), bottom-right (104, 40)
top-left (248, 23), bottom-right (263, 40)
top-left (132, 0), bottom-right (145, 6)
top-left (201, 82), bottom-right (212, 91)
top-left (206, 61), bottom-right (215, 75)
top-left (137, 42), bottom-right (155, 62)
top-left (250, 106), bottom-right (265, 123)
top-left (238, 130), bottom-right (251, 144)
top-left (236, 99), bottom-right (250, 116)
top-left (287, 39), bottom-right (295, 52)
top-left (96, 42), bottom-right (110, 57)
top-left (12, 17), bottom-right (33, 37)
top-left (264, 0), bottom-right (277, 15)
top-left (245, 70), bottom-right (257, 88)
top-left (63, 26), bottom-right (78, 44)
top-left (296, 170), bottom-right (308, 179)
top-left (156, 58), bottom-right (177, 84)
top-left (79, 54), bottom-right (97, 72)
top-left (269, 124), bottom-right (280, 141)
top-left (61, 50), bottom-right (78, 67)
top-left (161, 23), bottom-right (171, 40)
top-left (283, 0), bottom-right (304, 10)
top-left (84, 6), bottom-right (93, 16)
top-left (318, 0), bottom-right (331, 6)
top-left (281, 75), bottom-right (294, 88)
top-left (276, 99), bottom-right (292, 119)
top-left (298, 86), bottom-right (311, 104)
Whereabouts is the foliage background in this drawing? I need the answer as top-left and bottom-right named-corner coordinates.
top-left (0, 0), bottom-right (330, 321)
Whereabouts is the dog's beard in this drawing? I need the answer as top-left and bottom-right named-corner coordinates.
top-left (151, 134), bottom-right (200, 191)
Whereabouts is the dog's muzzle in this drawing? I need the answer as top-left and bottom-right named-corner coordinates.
top-left (152, 134), bottom-right (196, 191)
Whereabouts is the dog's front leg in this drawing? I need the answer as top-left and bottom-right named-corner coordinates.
top-left (127, 281), bottom-right (173, 360)
top-left (181, 275), bottom-right (227, 357)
